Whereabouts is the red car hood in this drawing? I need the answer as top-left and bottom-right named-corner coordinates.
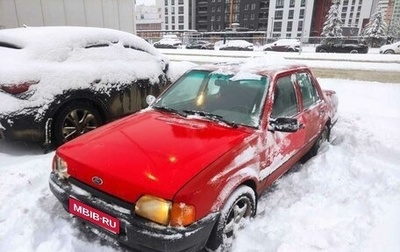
top-left (57, 110), bottom-right (250, 203)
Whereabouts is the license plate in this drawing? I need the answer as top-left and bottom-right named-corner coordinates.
top-left (69, 197), bottom-right (120, 234)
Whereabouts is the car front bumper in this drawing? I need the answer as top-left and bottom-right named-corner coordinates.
top-left (0, 111), bottom-right (47, 143)
top-left (49, 172), bottom-right (218, 252)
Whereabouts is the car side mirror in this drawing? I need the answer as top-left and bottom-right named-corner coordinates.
top-left (269, 117), bottom-right (301, 132)
top-left (146, 95), bottom-right (156, 106)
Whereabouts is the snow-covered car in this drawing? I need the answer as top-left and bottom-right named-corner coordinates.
top-left (49, 57), bottom-right (338, 252)
top-left (316, 38), bottom-right (369, 54)
top-left (379, 41), bottom-right (400, 54)
top-left (0, 26), bottom-right (170, 148)
top-left (263, 39), bottom-right (301, 52)
top-left (186, 40), bottom-right (214, 50)
top-left (153, 35), bottom-right (182, 49)
top-left (219, 40), bottom-right (254, 51)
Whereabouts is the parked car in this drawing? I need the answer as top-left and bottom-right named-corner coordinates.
top-left (153, 35), bottom-right (182, 49)
top-left (186, 40), bottom-right (214, 50)
top-left (0, 26), bottom-right (170, 148)
top-left (379, 41), bottom-right (400, 54)
top-left (316, 38), bottom-right (368, 53)
top-left (49, 57), bottom-right (338, 252)
top-left (219, 40), bottom-right (254, 51)
top-left (263, 39), bottom-right (301, 52)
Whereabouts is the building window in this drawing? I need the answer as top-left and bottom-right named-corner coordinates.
top-left (171, 7), bottom-right (175, 14)
top-left (211, 15), bottom-right (215, 21)
top-left (276, 0), bottom-right (284, 8)
top-left (179, 6), bottom-right (184, 14)
top-left (298, 20), bottom-right (303, 31)
top-left (165, 7), bottom-right (168, 15)
top-left (172, 25), bottom-right (175, 30)
top-left (171, 0), bottom-right (175, 5)
top-left (165, 17), bottom-right (168, 24)
top-left (251, 13), bottom-right (255, 20)
top-left (245, 4), bottom-right (249, 10)
top-left (244, 14), bottom-right (248, 20)
top-left (299, 9), bottom-right (304, 19)
top-left (165, 0), bottom-right (168, 5)
top-left (179, 25), bottom-right (184, 30)
top-left (287, 21), bottom-right (292, 32)
top-left (288, 10), bottom-right (294, 19)
top-left (343, 0), bottom-right (349, 5)
top-left (251, 3), bottom-right (256, 10)
top-left (301, 0), bottom-right (305, 7)
top-left (275, 10), bottom-right (283, 19)
top-left (178, 0), bottom-right (183, 4)
top-left (172, 16), bottom-right (175, 23)
top-left (352, 0), bottom-right (356, 4)
top-left (179, 16), bottom-right (184, 23)
top-left (290, 0), bottom-right (295, 7)
top-left (273, 21), bottom-right (282, 32)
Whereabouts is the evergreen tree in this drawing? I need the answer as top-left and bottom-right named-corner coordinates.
top-left (362, 9), bottom-right (388, 47)
top-left (321, 0), bottom-right (343, 37)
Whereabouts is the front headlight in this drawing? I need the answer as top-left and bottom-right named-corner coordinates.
top-left (135, 195), bottom-right (195, 227)
top-left (52, 155), bottom-right (69, 179)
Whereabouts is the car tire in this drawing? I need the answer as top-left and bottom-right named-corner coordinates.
top-left (384, 49), bottom-right (395, 54)
top-left (52, 101), bottom-right (103, 147)
top-left (310, 125), bottom-right (330, 157)
top-left (350, 49), bottom-right (359, 53)
top-left (205, 185), bottom-right (256, 252)
top-left (264, 48), bottom-right (272, 51)
top-left (318, 49), bottom-right (327, 53)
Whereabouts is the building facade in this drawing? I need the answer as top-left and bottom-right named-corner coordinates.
top-left (162, 0), bottom-right (195, 31)
top-left (0, 0), bottom-right (136, 33)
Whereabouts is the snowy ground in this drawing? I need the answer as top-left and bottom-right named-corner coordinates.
top-left (1, 56), bottom-right (400, 251)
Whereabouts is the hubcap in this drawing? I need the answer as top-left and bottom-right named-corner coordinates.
top-left (62, 109), bottom-right (98, 141)
top-left (223, 196), bottom-right (253, 239)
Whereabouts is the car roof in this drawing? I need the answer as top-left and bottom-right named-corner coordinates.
top-left (0, 26), bottom-right (161, 56)
top-left (191, 56), bottom-right (308, 77)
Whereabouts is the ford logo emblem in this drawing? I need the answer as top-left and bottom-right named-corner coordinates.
top-left (92, 176), bottom-right (103, 185)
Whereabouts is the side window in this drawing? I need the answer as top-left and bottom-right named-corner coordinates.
top-left (297, 72), bottom-right (319, 109)
top-left (271, 76), bottom-right (298, 118)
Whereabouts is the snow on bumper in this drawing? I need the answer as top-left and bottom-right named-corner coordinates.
top-left (49, 172), bottom-right (218, 252)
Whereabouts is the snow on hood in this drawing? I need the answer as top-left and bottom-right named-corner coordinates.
top-left (221, 40), bottom-right (254, 48)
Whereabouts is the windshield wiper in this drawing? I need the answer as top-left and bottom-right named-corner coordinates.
top-left (183, 110), bottom-right (238, 128)
top-left (153, 105), bottom-right (187, 117)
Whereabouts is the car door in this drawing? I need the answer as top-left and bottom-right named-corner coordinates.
top-left (260, 74), bottom-right (306, 184)
top-left (294, 71), bottom-right (325, 147)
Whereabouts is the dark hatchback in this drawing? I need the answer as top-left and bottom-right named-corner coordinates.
top-left (186, 40), bottom-right (214, 50)
top-left (316, 38), bottom-right (369, 54)
top-left (0, 26), bottom-right (170, 149)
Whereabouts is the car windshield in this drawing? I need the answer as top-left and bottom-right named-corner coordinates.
top-left (153, 69), bottom-right (269, 128)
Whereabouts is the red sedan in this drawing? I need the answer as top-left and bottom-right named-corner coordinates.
top-left (50, 58), bottom-right (338, 252)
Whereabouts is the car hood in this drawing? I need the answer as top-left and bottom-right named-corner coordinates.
top-left (57, 109), bottom-right (250, 203)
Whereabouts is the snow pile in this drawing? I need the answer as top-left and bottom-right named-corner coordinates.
top-left (0, 78), bottom-right (399, 251)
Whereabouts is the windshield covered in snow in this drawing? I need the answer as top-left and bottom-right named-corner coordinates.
top-left (153, 70), bottom-right (269, 128)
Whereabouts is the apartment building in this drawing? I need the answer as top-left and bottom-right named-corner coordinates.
top-left (162, 0), bottom-right (195, 31)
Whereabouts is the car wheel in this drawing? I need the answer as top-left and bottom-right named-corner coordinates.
top-left (350, 49), bottom-right (358, 53)
top-left (264, 48), bottom-right (272, 51)
top-left (52, 101), bottom-right (103, 147)
top-left (384, 49), bottom-right (394, 54)
top-left (318, 49), bottom-right (327, 53)
top-left (310, 125), bottom-right (330, 157)
top-left (205, 185), bottom-right (256, 252)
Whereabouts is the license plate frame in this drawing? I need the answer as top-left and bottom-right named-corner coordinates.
top-left (69, 197), bottom-right (120, 234)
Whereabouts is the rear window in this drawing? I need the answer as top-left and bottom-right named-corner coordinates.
top-left (0, 41), bottom-right (22, 49)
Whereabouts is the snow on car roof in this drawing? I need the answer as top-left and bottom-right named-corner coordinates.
top-left (0, 26), bottom-right (163, 57)
top-left (221, 40), bottom-right (254, 47)
top-left (194, 55), bottom-right (306, 77)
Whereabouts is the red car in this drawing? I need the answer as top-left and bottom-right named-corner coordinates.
top-left (50, 58), bottom-right (338, 252)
